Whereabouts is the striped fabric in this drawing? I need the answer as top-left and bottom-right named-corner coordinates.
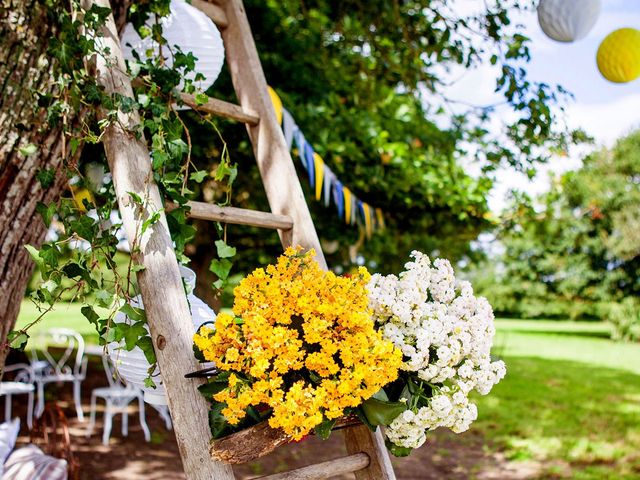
top-left (3, 445), bottom-right (67, 480)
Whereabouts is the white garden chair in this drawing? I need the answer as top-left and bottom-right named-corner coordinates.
top-left (0, 363), bottom-right (35, 428)
top-left (30, 328), bottom-right (88, 421)
top-left (85, 356), bottom-right (151, 445)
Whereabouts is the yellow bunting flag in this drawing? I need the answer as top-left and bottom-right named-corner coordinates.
top-left (313, 153), bottom-right (324, 201)
top-left (375, 208), bottom-right (385, 230)
top-left (362, 203), bottom-right (372, 238)
top-left (343, 187), bottom-right (352, 224)
top-left (267, 86), bottom-right (283, 125)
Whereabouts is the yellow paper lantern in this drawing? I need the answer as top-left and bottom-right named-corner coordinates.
top-left (267, 86), bottom-right (283, 125)
top-left (596, 28), bottom-right (640, 83)
top-left (72, 187), bottom-right (93, 212)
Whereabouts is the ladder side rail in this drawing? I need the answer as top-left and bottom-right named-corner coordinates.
top-left (214, 1), bottom-right (396, 478)
top-left (85, 2), bottom-right (234, 479)
top-left (216, 0), bottom-right (327, 269)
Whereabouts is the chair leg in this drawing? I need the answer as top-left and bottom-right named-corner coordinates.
top-left (26, 391), bottom-right (34, 430)
top-left (122, 408), bottom-right (129, 437)
top-left (137, 396), bottom-right (151, 442)
top-left (86, 393), bottom-right (98, 438)
top-left (3, 394), bottom-right (11, 422)
top-left (73, 380), bottom-right (84, 421)
top-left (35, 382), bottom-right (45, 418)
top-left (102, 400), bottom-right (113, 446)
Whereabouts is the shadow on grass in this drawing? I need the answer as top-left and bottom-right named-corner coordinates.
top-left (503, 329), bottom-right (611, 339)
top-left (475, 356), bottom-right (640, 478)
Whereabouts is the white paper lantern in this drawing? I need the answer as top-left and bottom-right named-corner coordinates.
top-left (107, 266), bottom-right (216, 405)
top-left (537, 0), bottom-right (601, 43)
top-left (120, 0), bottom-right (225, 91)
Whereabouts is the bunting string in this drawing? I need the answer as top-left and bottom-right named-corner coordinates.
top-left (267, 86), bottom-right (385, 238)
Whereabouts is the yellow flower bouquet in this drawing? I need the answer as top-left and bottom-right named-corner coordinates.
top-left (193, 247), bottom-right (402, 459)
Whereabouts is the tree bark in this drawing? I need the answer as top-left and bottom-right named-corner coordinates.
top-left (0, 0), bottom-right (68, 372)
top-left (0, 0), bottom-right (128, 373)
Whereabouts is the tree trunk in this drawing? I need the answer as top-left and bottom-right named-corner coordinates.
top-left (0, 0), bottom-right (129, 373)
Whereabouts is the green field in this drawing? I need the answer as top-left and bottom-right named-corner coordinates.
top-left (476, 319), bottom-right (640, 479)
top-left (15, 302), bottom-right (640, 478)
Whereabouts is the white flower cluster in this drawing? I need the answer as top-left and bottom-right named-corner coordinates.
top-left (368, 251), bottom-right (506, 449)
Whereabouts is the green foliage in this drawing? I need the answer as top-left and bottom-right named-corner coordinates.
top-left (470, 320), bottom-right (640, 478)
top-left (187, 0), bottom-right (580, 277)
top-left (475, 130), bottom-right (640, 324)
top-left (17, 1), bottom-right (236, 384)
top-left (606, 298), bottom-right (640, 342)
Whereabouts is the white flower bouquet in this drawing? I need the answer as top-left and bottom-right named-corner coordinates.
top-left (366, 251), bottom-right (506, 455)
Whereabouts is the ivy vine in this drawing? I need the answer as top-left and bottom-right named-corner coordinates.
top-left (11, 0), bottom-right (236, 386)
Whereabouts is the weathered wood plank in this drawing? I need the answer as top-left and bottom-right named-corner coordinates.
top-left (175, 201), bottom-right (293, 230)
top-left (190, 0), bottom-right (228, 28)
top-left (217, 0), bottom-right (327, 268)
top-left (85, 2), bottom-right (234, 479)
top-left (254, 453), bottom-right (370, 480)
top-left (179, 93), bottom-right (259, 125)
top-left (344, 426), bottom-right (396, 480)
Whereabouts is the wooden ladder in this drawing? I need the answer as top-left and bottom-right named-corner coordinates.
top-left (88, 0), bottom-right (396, 478)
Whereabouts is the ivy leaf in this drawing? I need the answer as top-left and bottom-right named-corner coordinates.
top-left (137, 336), bottom-right (157, 364)
top-left (8, 331), bottom-right (29, 351)
top-left (24, 245), bottom-right (44, 270)
top-left (119, 304), bottom-right (145, 322)
top-left (189, 170), bottom-right (208, 183)
top-left (141, 210), bottom-right (162, 235)
top-left (124, 321), bottom-right (148, 350)
top-left (95, 289), bottom-right (113, 308)
top-left (215, 240), bottom-right (236, 259)
top-left (19, 144), bottom-right (38, 157)
top-left (144, 376), bottom-right (156, 389)
top-left (209, 258), bottom-right (232, 281)
top-left (62, 262), bottom-right (85, 278)
top-left (194, 93), bottom-right (209, 106)
top-left (81, 306), bottom-right (100, 326)
top-left (36, 202), bottom-right (56, 227)
top-left (39, 244), bottom-right (61, 268)
top-left (69, 216), bottom-right (97, 241)
top-left (36, 169), bottom-right (56, 189)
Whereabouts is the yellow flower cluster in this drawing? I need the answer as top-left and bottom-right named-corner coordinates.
top-left (193, 247), bottom-right (402, 440)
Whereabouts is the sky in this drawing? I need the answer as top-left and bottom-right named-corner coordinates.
top-left (442, 0), bottom-right (640, 212)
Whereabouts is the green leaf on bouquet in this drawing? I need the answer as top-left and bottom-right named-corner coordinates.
top-left (385, 439), bottom-right (413, 457)
top-left (314, 418), bottom-right (337, 440)
top-left (361, 392), bottom-right (407, 427)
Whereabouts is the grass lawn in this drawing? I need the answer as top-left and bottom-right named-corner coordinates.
top-left (474, 319), bottom-right (640, 479)
top-left (15, 301), bottom-right (640, 478)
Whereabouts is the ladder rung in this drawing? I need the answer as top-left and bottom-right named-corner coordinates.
top-left (190, 0), bottom-right (228, 28)
top-left (180, 93), bottom-right (259, 125)
top-left (179, 201), bottom-right (293, 230)
top-left (254, 453), bottom-right (370, 480)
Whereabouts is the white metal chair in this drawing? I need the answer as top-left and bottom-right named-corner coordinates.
top-left (86, 356), bottom-right (151, 445)
top-left (0, 363), bottom-right (35, 429)
top-left (150, 404), bottom-right (173, 431)
top-left (30, 328), bottom-right (88, 421)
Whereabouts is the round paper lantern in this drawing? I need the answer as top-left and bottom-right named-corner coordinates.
top-left (107, 266), bottom-right (217, 405)
top-left (121, 0), bottom-right (225, 92)
top-left (537, 0), bottom-right (601, 43)
top-left (597, 28), bottom-right (640, 84)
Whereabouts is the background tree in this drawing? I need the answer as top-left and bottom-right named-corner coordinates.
top-left (473, 129), bottom-right (640, 324)
top-left (181, 0), bottom-right (580, 300)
